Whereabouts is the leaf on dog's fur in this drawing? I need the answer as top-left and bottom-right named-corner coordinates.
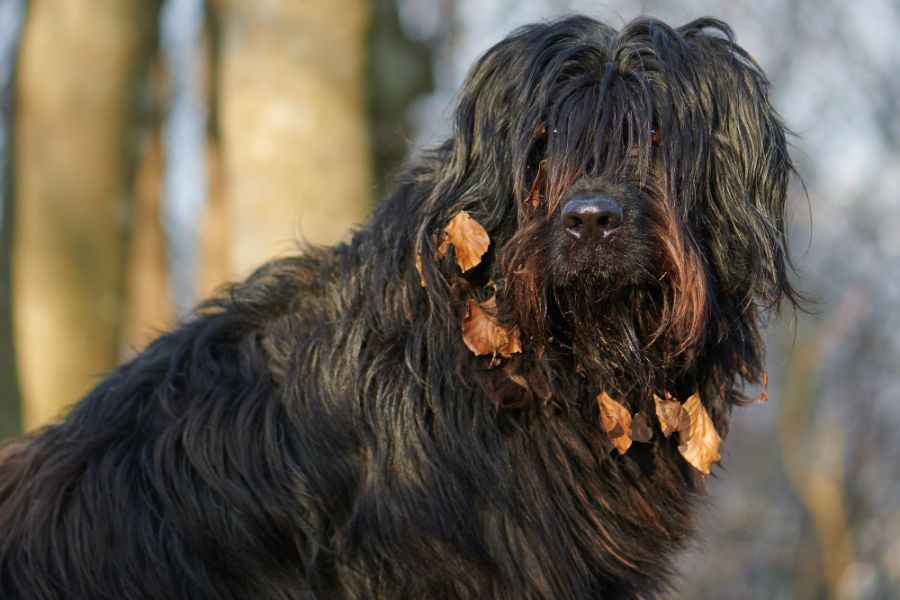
top-left (678, 393), bottom-right (722, 475)
top-left (415, 254), bottom-right (426, 287)
top-left (758, 368), bottom-right (768, 403)
top-left (524, 160), bottom-right (546, 207)
top-left (461, 295), bottom-right (522, 358)
top-left (597, 392), bottom-right (632, 455)
top-left (654, 392), bottom-right (690, 438)
top-left (438, 211), bottom-right (490, 272)
top-left (630, 413), bottom-right (654, 443)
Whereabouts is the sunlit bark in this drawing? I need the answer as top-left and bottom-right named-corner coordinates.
top-left (213, 0), bottom-right (372, 278)
top-left (13, 0), bottom-right (160, 429)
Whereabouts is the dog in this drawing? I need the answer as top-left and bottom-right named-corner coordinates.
top-left (0, 15), bottom-right (798, 599)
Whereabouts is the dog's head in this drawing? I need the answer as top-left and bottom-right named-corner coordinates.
top-left (415, 16), bottom-right (799, 404)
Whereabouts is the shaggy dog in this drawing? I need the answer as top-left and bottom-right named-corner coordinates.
top-left (0, 16), bottom-right (798, 599)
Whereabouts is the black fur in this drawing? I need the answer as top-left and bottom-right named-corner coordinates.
top-left (0, 16), bottom-right (798, 599)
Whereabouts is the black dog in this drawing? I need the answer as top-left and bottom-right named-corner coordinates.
top-left (0, 16), bottom-right (798, 599)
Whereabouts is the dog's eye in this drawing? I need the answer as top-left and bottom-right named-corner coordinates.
top-left (650, 127), bottom-right (661, 146)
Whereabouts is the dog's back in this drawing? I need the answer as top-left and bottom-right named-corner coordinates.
top-left (0, 254), bottom-right (337, 598)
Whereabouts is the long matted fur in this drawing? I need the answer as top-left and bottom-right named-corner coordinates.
top-left (0, 16), bottom-right (798, 599)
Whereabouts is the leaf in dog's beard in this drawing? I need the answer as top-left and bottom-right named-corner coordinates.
top-left (678, 393), bottom-right (722, 475)
top-left (631, 413), bottom-right (654, 443)
top-left (415, 254), bottom-right (426, 287)
top-left (437, 211), bottom-right (490, 272)
top-left (654, 392), bottom-right (690, 437)
top-left (596, 392), bottom-right (632, 454)
top-left (461, 295), bottom-right (522, 358)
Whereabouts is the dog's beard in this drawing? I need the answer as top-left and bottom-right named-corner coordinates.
top-left (545, 182), bottom-right (660, 381)
top-left (548, 236), bottom-right (655, 289)
top-left (546, 280), bottom-right (665, 400)
top-left (499, 186), bottom-right (669, 398)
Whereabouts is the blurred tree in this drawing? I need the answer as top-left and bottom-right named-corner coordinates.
top-left (198, 8), bottom-right (228, 301)
top-left (121, 61), bottom-right (170, 357)
top-left (211, 0), bottom-right (372, 278)
top-left (13, 0), bottom-right (161, 430)
top-left (367, 0), bottom-right (433, 199)
top-left (0, 135), bottom-right (17, 439)
top-left (0, 0), bottom-right (24, 439)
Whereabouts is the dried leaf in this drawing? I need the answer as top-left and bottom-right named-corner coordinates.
top-left (502, 355), bottom-right (552, 403)
top-left (654, 392), bottom-right (690, 437)
top-left (631, 413), bottom-right (654, 443)
top-left (461, 295), bottom-right (522, 358)
top-left (415, 254), bottom-right (426, 287)
top-left (758, 368), bottom-right (768, 403)
top-left (523, 160), bottom-right (546, 207)
top-left (678, 393), bottom-right (722, 475)
top-left (505, 370), bottom-right (530, 392)
top-left (597, 392), bottom-right (633, 455)
top-left (437, 211), bottom-right (490, 272)
top-left (503, 327), bottom-right (523, 356)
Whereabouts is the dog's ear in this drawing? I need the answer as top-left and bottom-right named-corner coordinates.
top-left (414, 27), bottom-right (548, 299)
top-left (678, 20), bottom-right (800, 316)
top-left (446, 27), bottom-right (552, 221)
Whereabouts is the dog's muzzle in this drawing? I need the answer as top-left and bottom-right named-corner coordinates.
top-left (561, 195), bottom-right (623, 242)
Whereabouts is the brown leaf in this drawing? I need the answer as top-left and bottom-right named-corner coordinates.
top-left (678, 393), bottom-right (722, 475)
top-left (503, 327), bottom-right (523, 356)
top-left (597, 392), bottom-right (633, 455)
top-left (461, 295), bottom-right (522, 358)
top-left (654, 392), bottom-right (690, 437)
top-left (631, 413), bottom-right (654, 443)
top-left (758, 368), bottom-right (768, 403)
top-left (437, 211), bottom-right (490, 272)
top-left (415, 254), bottom-right (426, 287)
top-left (523, 160), bottom-right (546, 207)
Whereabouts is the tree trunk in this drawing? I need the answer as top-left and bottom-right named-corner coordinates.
top-left (0, 0), bottom-right (25, 440)
top-left (121, 105), bottom-right (171, 358)
top-left (13, 0), bottom-right (160, 430)
top-left (213, 0), bottom-right (372, 278)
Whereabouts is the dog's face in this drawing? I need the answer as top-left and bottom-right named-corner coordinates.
top-left (419, 16), bottom-right (798, 399)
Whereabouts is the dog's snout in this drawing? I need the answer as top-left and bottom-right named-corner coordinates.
top-left (561, 197), bottom-right (623, 241)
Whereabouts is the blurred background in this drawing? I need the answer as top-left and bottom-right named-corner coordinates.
top-left (0, 0), bottom-right (898, 597)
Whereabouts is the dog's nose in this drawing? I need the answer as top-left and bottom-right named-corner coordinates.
top-left (561, 197), bottom-right (623, 241)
